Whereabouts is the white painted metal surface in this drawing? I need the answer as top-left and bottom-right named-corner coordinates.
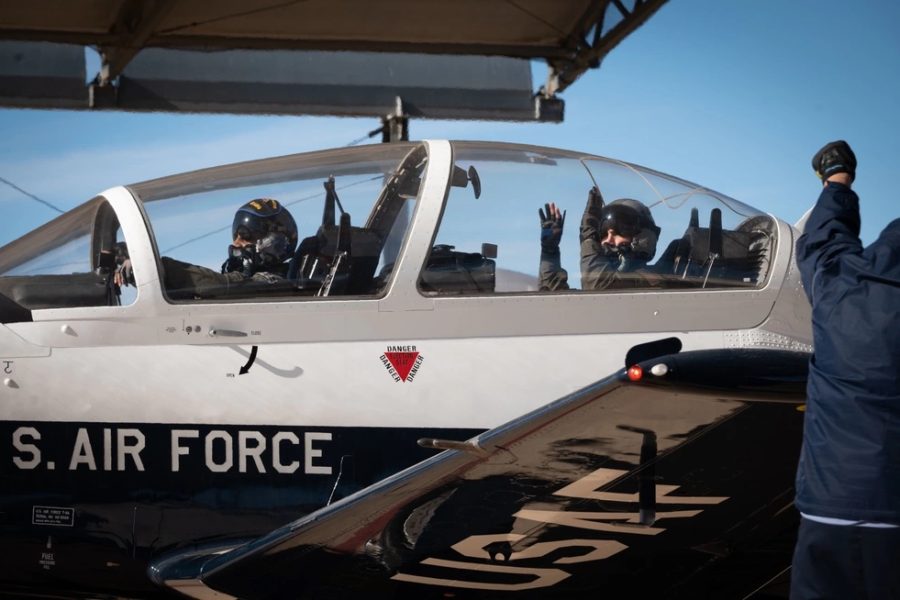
top-left (0, 141), bottom-right (812, 431)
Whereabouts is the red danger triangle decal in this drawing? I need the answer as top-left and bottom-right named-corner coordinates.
top-left (384, 352), bottom-right (419, 382)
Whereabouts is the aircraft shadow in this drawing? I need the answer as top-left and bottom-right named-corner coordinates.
top-left (229, 345), bottom-right (304, 378)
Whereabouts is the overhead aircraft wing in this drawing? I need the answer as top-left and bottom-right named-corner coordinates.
top-left (152, 348), bottom-right (808, 599)
top-left (0, 0), bottom-right (667, 117)
top-left (0, 0), bottom-right (667, 93)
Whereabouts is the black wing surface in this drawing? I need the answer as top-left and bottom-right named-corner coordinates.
top-left (151, 349), bottom-right (808, 600)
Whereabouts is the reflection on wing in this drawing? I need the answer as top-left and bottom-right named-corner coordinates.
top-left (152, 349), bottom-right (808, 599)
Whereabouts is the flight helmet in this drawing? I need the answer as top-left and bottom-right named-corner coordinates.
top-left (599, 199), bottom-right (661, 262)
top-left (232, 198), bottom-right (298, 265)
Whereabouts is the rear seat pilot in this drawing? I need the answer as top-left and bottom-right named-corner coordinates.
top-left (538, 189), bottom-right (660, 291)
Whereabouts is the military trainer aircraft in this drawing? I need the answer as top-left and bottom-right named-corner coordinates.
top-left (0, 140), bottom-right (811, 599)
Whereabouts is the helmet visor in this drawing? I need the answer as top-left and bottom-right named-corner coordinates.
top-left (233, 213), bottom-right (271, 242)
top-left (599, 204), bottom-right (642, 238)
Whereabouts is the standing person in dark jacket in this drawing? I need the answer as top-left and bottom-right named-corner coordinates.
top-left (791, 140), bottom-right (900, 599)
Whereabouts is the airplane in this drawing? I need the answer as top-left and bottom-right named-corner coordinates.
top-left (0, 139), bottom-right (812, 599)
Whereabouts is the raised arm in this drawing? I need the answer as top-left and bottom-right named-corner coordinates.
top-left (538, 202), bottom-right (569, 291)
top-left (796, 141), bottom-right (862, 302)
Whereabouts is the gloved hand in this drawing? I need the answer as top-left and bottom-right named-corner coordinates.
top-left (585, 186), bottom-right (604, 215)
top-left (539, 202), bottom-right (566, 253)
top-left (580, 186), bottom-right (605, 244)
top-left (114, 260), bottom-right (134, 287)
top-left (812, 140), bottom-right (856, 182)
top-left (113, 242), bottom-right (135, 286)
top-left (251, 271), bottom-right (283, 284)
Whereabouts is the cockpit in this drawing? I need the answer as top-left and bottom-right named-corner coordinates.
top-left (0, 141), bottom-right (778, 318)
top-left (430, 142), bottom-right (775, 295)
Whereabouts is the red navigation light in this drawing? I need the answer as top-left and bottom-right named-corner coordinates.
top-left (627, 365), bottom-right (643, 381)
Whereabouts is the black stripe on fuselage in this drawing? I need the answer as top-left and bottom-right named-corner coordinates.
top-left (0, 422), bottom-right (482, 598)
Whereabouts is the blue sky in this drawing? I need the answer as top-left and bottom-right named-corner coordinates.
top-left (1, 0), bottom-right (899, 247)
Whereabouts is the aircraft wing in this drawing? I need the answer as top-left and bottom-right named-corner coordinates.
top-left (152, 348), bottom-right (808, 599)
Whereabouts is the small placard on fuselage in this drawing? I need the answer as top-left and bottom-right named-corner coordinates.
top-left (32, 506), bottom-right (74, 527)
